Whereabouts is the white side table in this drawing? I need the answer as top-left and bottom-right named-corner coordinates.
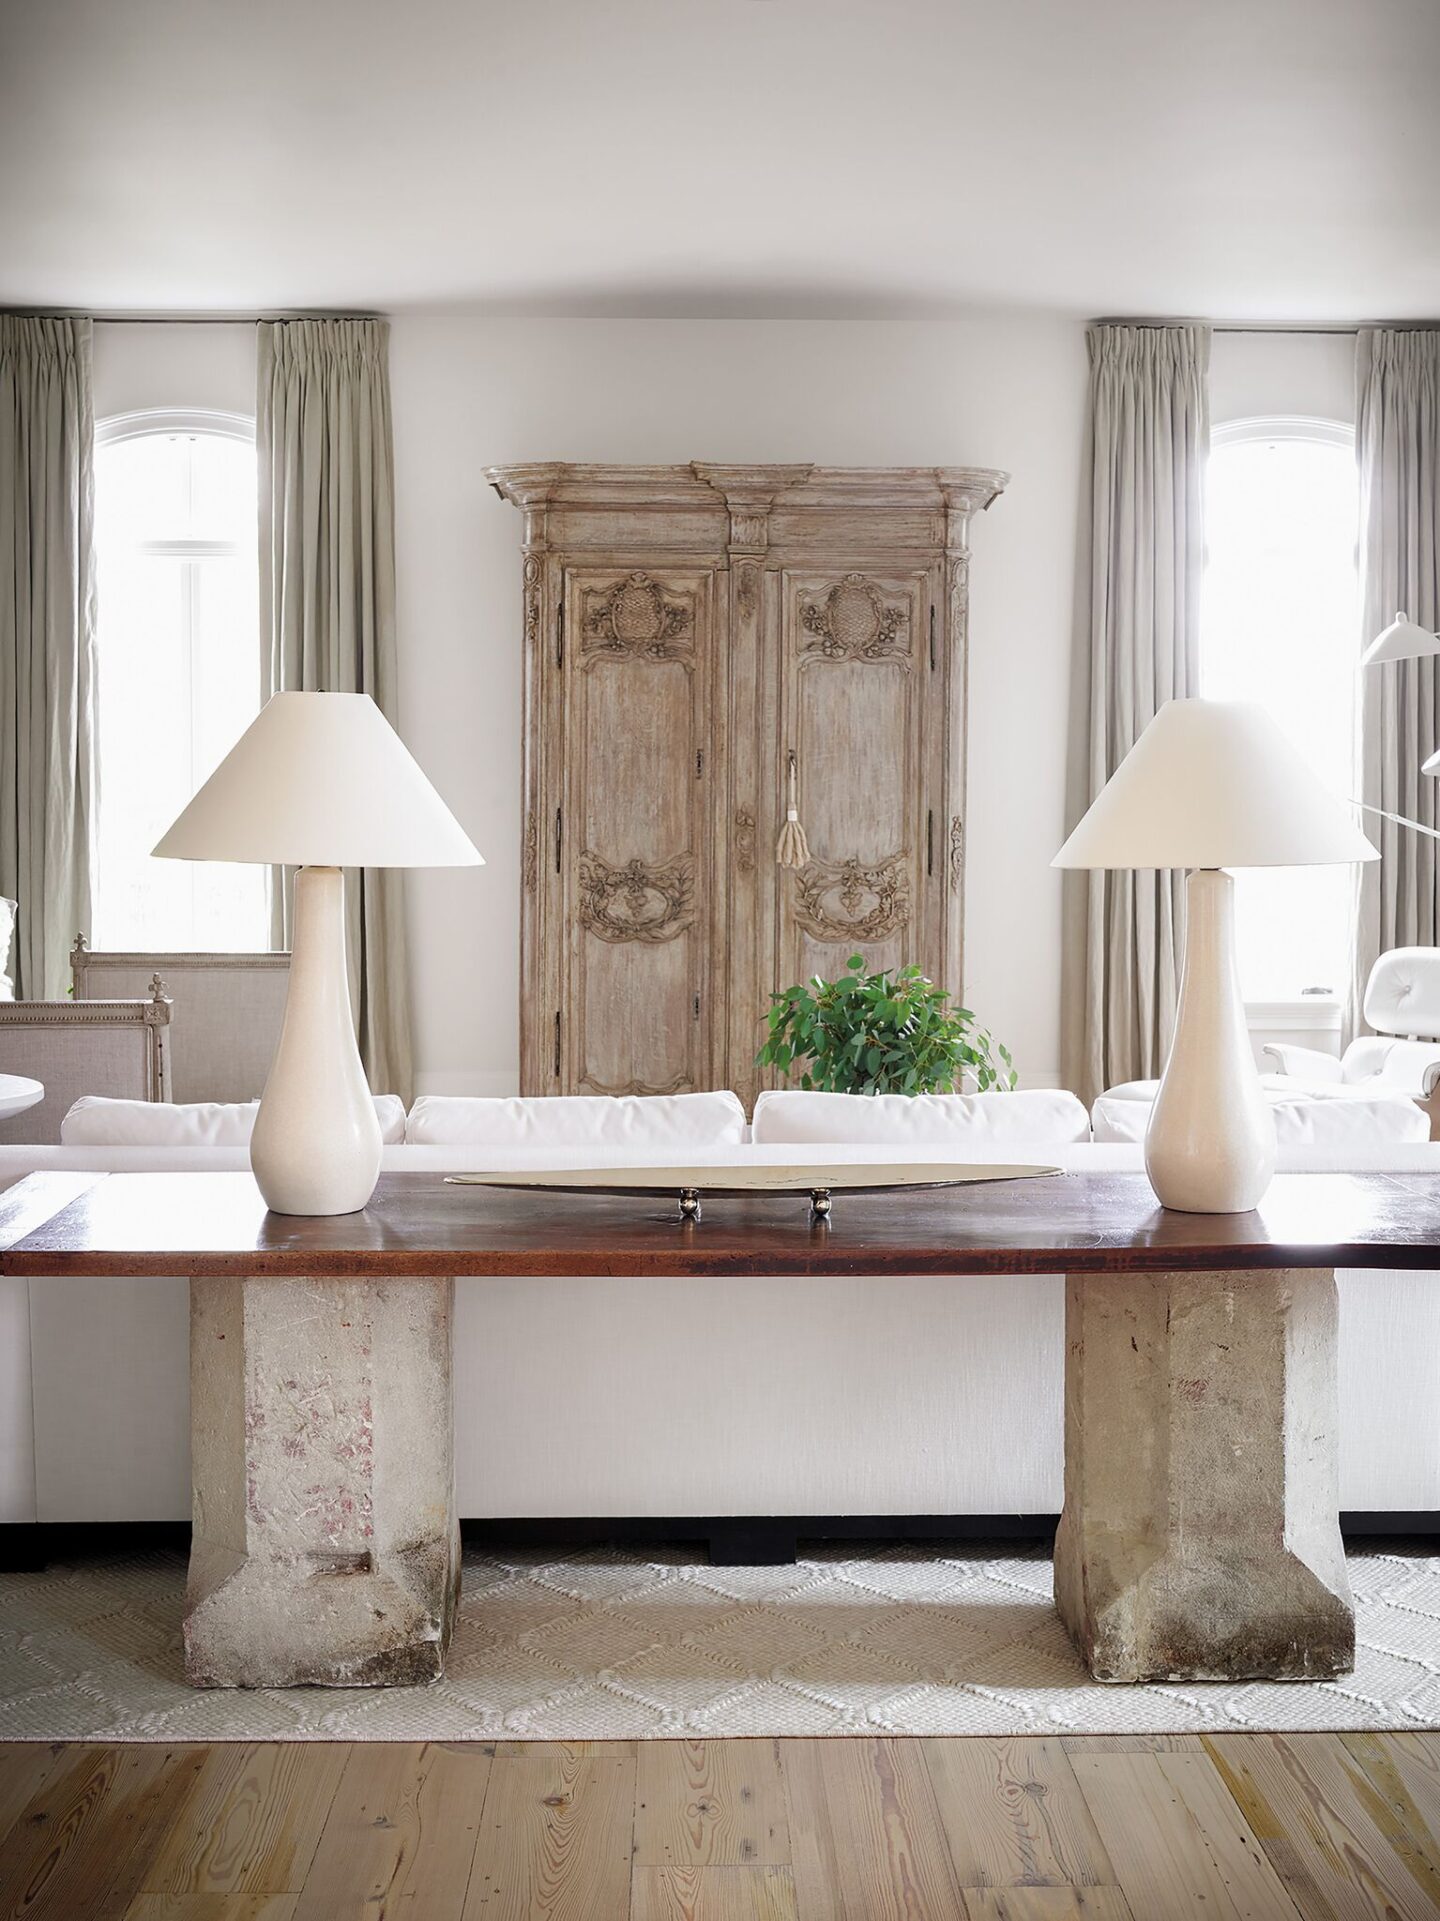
top-left (0, 1075), bottom-right (43, 1121)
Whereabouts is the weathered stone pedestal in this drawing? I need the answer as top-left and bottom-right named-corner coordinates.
top-left (1054, 1265), bottom-right (1354, 1683)
top-left (185, 1273), bottom-right (459, 1688)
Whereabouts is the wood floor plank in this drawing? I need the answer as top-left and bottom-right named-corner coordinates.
top-left (0, 1743), bottom-right (211, 1921)
top-left (1069, 1749), bottom-right (1299, 1921)
top-left (141, 1741), bottom-right (349, 1896)
top-left (1058, 1736), bottom-right (1204, 1754)
top-left (922, 1737), bottom-right (1117, 1889)
top-left (1207, 1730), bottom-right (1440, 1920)
top-left (630, 1865), bottom-right (799, 1921)
top-left (463, 1739), bottom-right (635, 1920)
top-left (291, 1741), bottom-right (490, 1921)
top-left (0, 1743), bottom-right (69, 1851)
top-left (782, 1736), bottom-right (966, 1921)
top-left (634, 1739), bottom-right (790, 1868)
top-left (1341, 1730), bottom-right (1440, 1860)
top-left (124, 1897), bottom-right (299, 1919)
top-left (961, 1894), bottom-right (1136, 1920)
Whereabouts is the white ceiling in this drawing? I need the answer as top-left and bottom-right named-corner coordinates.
top-left (2, 0), bottom-right (1436, 320)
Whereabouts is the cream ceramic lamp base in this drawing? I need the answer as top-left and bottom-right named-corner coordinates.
top-left (1145, 867), bottom-right (1276, 1214)
top-left (251, 865), bottom-right (382, 1217)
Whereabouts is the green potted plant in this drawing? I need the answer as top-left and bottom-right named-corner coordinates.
top-left (756, 954), bottom-right (1016, 1094)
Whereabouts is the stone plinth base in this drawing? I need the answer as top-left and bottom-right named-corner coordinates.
top-left (185, 1273), bottom-right (459, 1688)
top-left (1054, 1265), bottom-right (1354, 1684)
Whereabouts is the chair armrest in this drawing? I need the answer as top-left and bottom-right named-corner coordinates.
top-left (1262, 1043), bottom-right (1344, 1081)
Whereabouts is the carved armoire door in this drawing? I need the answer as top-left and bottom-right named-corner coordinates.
top-left (773, 568), bottom-right (943, 991)
top-left (559, 566), bottom-right (718, 1094)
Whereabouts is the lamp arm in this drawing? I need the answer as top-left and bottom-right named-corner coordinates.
top-left (1352, 801), bottom-right (1440, 843)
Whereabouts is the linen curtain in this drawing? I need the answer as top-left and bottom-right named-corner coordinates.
top-left (1061, 322), bottom-right (1210, 1104)
top-left (257, 317), bottom-right (412, 1101)
top-left (0, 315), bottom-right (96, 1000)
top-left (1354, 328), bottom-right (1440, 1016)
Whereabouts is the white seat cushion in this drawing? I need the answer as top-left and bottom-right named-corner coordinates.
top-left (750, 1088), bottom-right (1092, 1146)
top-left (404, 1091), bottom-right (748, 1148)
top-left (1092, 1086), bottom-right (1428, 1146)
top-left (61, 1094), bottom-right (407, 1147)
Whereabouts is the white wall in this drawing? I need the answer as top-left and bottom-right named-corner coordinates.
top-left (389, 317), bottom-right (1086, 1095)
top-left (92, 319), bottom-right (1355, 1100)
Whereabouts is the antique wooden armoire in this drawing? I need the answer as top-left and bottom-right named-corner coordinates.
top-left (485, 463), bottom-right (1008, 1108)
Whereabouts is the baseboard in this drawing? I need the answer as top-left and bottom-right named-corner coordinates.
top-left (4, 1511), bottom-right (1436, 1574)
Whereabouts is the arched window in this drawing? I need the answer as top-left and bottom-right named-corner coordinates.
top-left (93, 409), bottom-right (268, 949)
top-left (1201, 416), bottom-right (1359, 1001)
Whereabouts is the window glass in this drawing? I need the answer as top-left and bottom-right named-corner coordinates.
top-left (1201, 423), bottom-right (1359, 1000)
top-left (93, 419), bottom-right (268, 949)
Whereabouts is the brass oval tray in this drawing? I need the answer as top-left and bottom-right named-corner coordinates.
top-left (444, 1161), bottom-right (1062, 1223)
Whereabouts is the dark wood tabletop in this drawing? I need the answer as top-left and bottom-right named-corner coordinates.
top-left (6, 1168), bottom-right (1440, 1277)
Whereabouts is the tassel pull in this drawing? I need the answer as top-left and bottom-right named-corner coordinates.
top-left (776, 748), bottom-right (811, 869)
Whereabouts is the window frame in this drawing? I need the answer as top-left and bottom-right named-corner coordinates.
top-left (92, 407), bottom-right (267, 953)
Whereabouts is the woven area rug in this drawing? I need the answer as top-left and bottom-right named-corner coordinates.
top-left (3, 1541), bottom-right (1439, 1742)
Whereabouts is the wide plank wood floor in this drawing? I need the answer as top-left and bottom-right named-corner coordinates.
top-left (2, 1732), bottom-right (1440, 1919)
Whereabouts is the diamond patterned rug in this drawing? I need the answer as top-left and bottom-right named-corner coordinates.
top-left (3, 1541), bottom-right (1439, 1741)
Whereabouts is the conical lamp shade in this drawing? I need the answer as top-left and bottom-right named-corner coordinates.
top-left (1053, 699), bottom-right (1377, 870)
top-left (154, 692), bottom-right (483, 869)
top-left (1361, 611), bottom-right (1440, 668)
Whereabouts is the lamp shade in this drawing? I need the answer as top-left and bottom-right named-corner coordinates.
top-left (1053, 699), bottom-right (1377, 871)
top-left (154, 692), bottom-right (483, 868)
top-left (1360, 611), bottom-right (1440, 667)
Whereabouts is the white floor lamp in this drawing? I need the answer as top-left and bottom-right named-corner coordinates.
top-left (1055, 699), bottom-right (1377, 1213)
top-left (154, 692), bottom-right (482, 1216)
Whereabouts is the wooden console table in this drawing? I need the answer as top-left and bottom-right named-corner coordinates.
top-left (7, 1167), bottom-right (1440, 1690)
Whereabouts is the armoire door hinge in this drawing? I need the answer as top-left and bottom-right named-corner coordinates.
top-left (693, 993), bottom-right (701, 1020)
top-left (696, 750), bottom-right (705, 779)
top-left (553, 1011), bottom-right (561, 1079)
top-left (556, 600), bottom-right (564, 669)
top-left (929, 605), bottom-right (937, 671)
top-left (927, 809), bottom-right (934, 876)
top-left (554, 807), bottom-right (562, 874)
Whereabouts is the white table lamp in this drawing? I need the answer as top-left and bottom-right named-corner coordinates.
top-left (155, 692), bottom-right (482, 1215)
top-left (1055, 699), bottom-right (1377, 1213)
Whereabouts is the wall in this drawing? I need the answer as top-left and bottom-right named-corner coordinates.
top-left (388, 317), bottom-right (1086, 1095)
top-left (91, 319), bottom-right (1353, 1099)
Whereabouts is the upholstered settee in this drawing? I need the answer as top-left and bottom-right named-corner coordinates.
top-left (2, 1087), bottom-right (1438, 1551)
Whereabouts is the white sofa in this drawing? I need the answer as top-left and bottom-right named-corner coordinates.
top-left (3, 1087), bottom-right (1439, 1545)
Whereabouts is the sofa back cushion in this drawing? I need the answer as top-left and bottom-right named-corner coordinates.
top-left (61, 1094), bottom-right (407, 1147)
top-left (1092, 1088), bottom-right (1429, 1146)
top-left (750, 1088), bottom-right (1091, 1146)
top-left (404, 1091), bottom-right (748, 1148)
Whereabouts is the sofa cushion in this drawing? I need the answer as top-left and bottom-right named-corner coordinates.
top-left (404, 1091), bottom-right (749, 1148)
top-left (749, 1088), bottom-right (1091, 1146)
top-left (1092, 1085), bottom-right (1429, 1146)
top-left (60, 1094), bottom-right (407, 1147)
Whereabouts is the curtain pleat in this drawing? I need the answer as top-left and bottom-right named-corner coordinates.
top-left (1354, 329), bottom-right (1440, 1024)
top-left (1061, 322), bottom-right (1209, 1103)
top-left (0, 315), bottom-right (96, 1000)
top-left (257, 317), bottom-right (412, 1101)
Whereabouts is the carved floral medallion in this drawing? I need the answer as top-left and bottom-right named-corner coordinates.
top-left (582, 573), bottom-right (693, 664)
top-left (578, 851), bottom-right (694, 944)
top-left (794, 853), bottom-right (910, 943)
top-left (801, 575), bottom-right (910, 663)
